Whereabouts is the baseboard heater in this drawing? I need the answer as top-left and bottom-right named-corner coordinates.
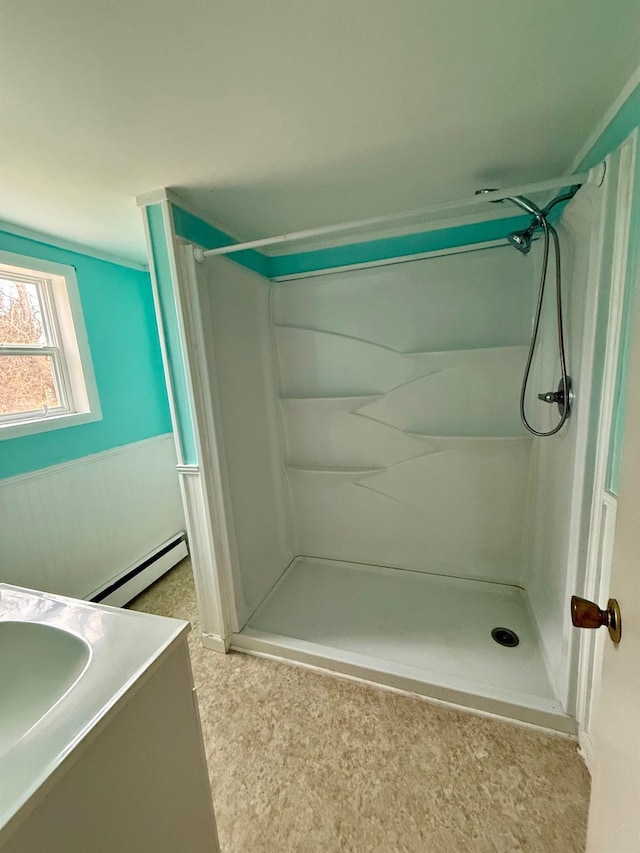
top-left (89, 533), bottom-right (188, 608)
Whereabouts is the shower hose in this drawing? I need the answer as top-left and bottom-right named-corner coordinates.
top-left (519, 217), bottom-right (571, 437)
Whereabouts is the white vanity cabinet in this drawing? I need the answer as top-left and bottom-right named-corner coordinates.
top-left (0, 584), bottom-right (220, 853)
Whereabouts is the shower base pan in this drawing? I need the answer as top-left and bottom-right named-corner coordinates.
top-left (232, 557), bottom-right (575, 734)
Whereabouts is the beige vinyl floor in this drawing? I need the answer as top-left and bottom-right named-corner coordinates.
top-left (128, 559), bottom-right (590, 853)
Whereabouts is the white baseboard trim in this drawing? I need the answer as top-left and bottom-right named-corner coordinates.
top-left (201, 631), bottom-right (231, 654)
top-left (90, 534), bottom-right (188, 607)
top-left (578, 730), bottom-right (596, 774)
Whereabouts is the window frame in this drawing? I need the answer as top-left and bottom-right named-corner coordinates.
top-left (0, 251), bottom-right (101, 440)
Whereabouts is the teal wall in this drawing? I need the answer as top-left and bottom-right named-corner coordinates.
top-left (145, 205), bottom-right (197, 464)
top-left (576, 83), bottom-right (640, 495)
top-left (0, 228), bottom-right (172, 479)
top-left (606, 149), bottom-right (640, 496)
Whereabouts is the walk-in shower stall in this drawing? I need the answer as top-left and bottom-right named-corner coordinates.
top-left (141, 134), bottom-right (636, 734)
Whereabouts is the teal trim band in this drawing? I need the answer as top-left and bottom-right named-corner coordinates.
top-left (172, 205), bottom-right (271, 278)
top-left (575, 79), bottom-right (640, 495)
top-left (146, 205), bottom-right (198, 465)
top-left (269, 214), bottom-right (531, 278)
top-left (170, 202), bottom-right (534, 281)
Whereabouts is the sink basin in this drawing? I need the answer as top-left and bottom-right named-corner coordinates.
top-left (0, 621), bottom-right (90, 757)
top-left (0, 582), bottom-right (189, 840)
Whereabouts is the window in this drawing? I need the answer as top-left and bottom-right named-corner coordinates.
top-left (0, 251), bottom-right (100, 439)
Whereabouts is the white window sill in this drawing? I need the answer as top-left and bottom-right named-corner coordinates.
top-left (0, 409), bottom-right (102, 441)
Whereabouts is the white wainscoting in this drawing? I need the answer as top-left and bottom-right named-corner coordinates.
top-left (0, 434), bottom-right (185, 600)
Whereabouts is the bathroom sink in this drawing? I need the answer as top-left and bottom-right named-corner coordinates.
top-left (0, 621), bottom-right (90, 757)
top-left (0, 582), bottom-right (189, 840)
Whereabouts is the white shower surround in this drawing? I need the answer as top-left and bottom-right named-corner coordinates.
top-left (177, 186), bottom-right (603, 733)
top-left (144, 146), bottom-right (635, 734)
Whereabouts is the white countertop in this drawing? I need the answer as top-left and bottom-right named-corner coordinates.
top-left (0, 583), bottom-right (189, 839)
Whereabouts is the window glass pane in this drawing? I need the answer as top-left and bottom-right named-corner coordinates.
top-left (0, 278), bottom-right (47, 345)
top-left (0, 354), bottom-right (61, 416)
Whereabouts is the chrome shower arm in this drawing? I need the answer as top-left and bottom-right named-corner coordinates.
top-left (501, 195), bottom-right (544, 221)
top-left (474, 189), bottom-right (544, 221)
top-left (541, 184), bottom-right (582, 218)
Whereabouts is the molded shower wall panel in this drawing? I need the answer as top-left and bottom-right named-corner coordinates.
top-left (272, 247), bottom-right (537, 583)
top-left (199, 256), bottom-right (293, 624)
top-left (525, 180), bottom-right (606, 703)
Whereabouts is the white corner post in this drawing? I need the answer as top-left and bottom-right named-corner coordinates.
top-left (141, 197), bottom-right (237, 651)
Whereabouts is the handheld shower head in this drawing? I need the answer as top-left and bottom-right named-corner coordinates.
top-left (476, 183), bottom-right (583, 255)
top-left (507, 225), bottom-right (536, 254)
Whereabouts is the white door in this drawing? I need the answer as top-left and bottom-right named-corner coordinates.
top-left (585, 285), bottom-right (640, 851)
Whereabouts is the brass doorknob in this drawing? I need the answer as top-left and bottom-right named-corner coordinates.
top-left (571, 595), bottom-right (622, 644)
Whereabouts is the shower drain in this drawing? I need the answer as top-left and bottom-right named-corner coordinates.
top-left (491, 627), bottom-right (520, 647)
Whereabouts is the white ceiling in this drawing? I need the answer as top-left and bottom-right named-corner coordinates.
top-left (1, 1), bottom-right (639, 264)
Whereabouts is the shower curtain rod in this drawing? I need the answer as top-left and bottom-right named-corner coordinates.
top-left (192, 172), bottom-right (588, 262)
